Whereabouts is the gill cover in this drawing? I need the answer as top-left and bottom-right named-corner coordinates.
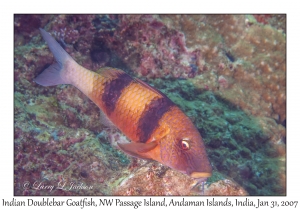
top-left (159, 109), bottom-right (212, 178)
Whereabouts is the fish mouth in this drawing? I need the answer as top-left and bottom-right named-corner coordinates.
top-left (190, 172), bottom-right (212, 178)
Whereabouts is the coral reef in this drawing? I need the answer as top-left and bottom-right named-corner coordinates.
top-left (114, 163), bottom-right (197, 196)
top-left (205, 179), bottom-right (248, 196)
top-left (15, 91), bottom-right (131, 195)
top-left (151, 79), bottom-right (285, 195)
top-left (14, 14), bottom-right (286, 195)
top-left (113, 162), bottom-right (248, 196)
top-left (156, 15), bottom-right (286, 124)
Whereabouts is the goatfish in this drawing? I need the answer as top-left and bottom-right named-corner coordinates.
top-left (34, 28), bottom-right (212, 179)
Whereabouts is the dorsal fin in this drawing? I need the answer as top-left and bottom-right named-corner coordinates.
top-left (97, 67), bottom-right (169, 99)
top-left (98, 67), bottom-right (126, 80)
top-left (134, 78), bottom-right (169, 98)
top-left (100, 111), bottom-right (118, 129)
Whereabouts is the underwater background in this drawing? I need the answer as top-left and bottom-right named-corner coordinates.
top-left (14, 14), bottom-right (286, 196)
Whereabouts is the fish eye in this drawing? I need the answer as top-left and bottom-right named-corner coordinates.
top-left (180, 139), bottom-right (190, 150)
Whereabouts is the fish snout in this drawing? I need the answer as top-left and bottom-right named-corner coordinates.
top-left (185, 157), bottom-right (212, 178)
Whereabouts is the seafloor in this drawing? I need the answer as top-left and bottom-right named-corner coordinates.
top-left (14, 14), bottom-right (286, 196)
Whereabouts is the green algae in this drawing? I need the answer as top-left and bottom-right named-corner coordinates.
top-left (206, 171), bottom-right (226, 186)
top-left (15, 92), bottom-right (65, 128)
top-left (14, 89), bottom-right (131, 195)
top-left (36, 131), bottom-right (51, 143)
top-left (150, 78), bottom-right (284, 195)
top-left (245, 15), bottom-right (258, 24)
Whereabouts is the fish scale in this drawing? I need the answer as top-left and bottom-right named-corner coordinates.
top-left (112, 82), bottom-right (162, 142)
top-left (34, 28), bottom-right (212, 179)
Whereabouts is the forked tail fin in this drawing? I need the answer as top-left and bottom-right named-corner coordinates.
top-left (34, 28), bottom-right (75, 86)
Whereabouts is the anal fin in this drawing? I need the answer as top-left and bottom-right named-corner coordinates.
top-left (100, 111), bottom-right (117, 129)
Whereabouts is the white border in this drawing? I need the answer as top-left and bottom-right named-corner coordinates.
top-left (2, 0), bottom-right (299, 209)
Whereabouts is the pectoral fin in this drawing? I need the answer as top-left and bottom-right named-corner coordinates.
top-left (154, 123), bottom-right (170, 140)
top-left (117, 141), bottom-right (158, 160)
